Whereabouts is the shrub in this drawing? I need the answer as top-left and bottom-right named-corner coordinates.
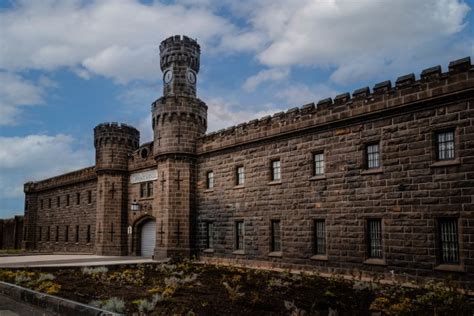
top-left (222, 281), bottom-right (244, 302)
top-left (90, 297), bottom-right (125, 313)
top-left (133, 294), bottom-right (163, 313)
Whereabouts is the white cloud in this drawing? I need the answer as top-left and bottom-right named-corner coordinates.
top-left (243, 68), bottom-right (289, 91)
top-left (0, 134), bottom-right (93, 202)
top-left (206, 97), bottom-right (283, 132)
top-left (276, 83), bottom-right (338, 106)
top-left (0, 72), bottom-right (48, 125)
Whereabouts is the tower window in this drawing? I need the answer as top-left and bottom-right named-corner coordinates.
top-left (55, 226), bottom-right (59, 242)
top-left (271, 220), bottom-right (281, 252)
top-left (236, 166), bottom-right (245, 186)
top-left (271, 160), bottom-right (281, 181)
top-left (437, 218), bottom-right (459, 264)
top-left (235, 221), bottom-right (244, 250)
top-left (65, 225), bottom-right (69, 242)
top-left (87, 225), bottom-right (91, 243)
top-left (367, 219), bottom-right (383, 258)
top-left (206, 171), bottom-right (214, 189)
top-left (88, 190), bottom-right (92, 204)
top-left (313, 152), bottom-right (325, 176)
top-left (66, 194), bottom-right (70, 206)
top-left (366, 143), bottom-right (380, 169)
top-left (40, 199), bottom-right (43, 209)
top-left (76, 192), bottom-right (80, 205)
top-left (206, 222), bottom-right (214, 249)
top-left (47, 226), bottom-right (50, 242)
top-left (76, 225), bottom-right (80, 243)
top-left (314, 219), bottom-right (326, 255)
top-left (48, 198), bottom-right (51, 209)
top-left (436, 130), bottom-right (455, 161)
top-left (38, 226), bottom-right (42, 241)
top-left (57, 196), bottom-right (60, 207)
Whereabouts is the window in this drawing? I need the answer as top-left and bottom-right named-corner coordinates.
top-left (39, 226), bottom-right (42, 241)
top-left (313, 152), bottom-right (325, 176)
top-left (76, 192), bottom-right (80, 205)
top-left (367, 219), bottom-right (383, 258)
top-left (47, 226), bottom-right (50, 242)
top-left (48, 198), bottom-right (51, 208)
top-left (236, 166), bottom-right (245, 185)
top-left (366, 143), bottom-right (380, 169)
top-left (206, 222), bottom-right (214, 249)
top-left (206, 171), bottom-right (214, 189)
top-left (75, 225), bottom-right (80, 242)
top-left (438, 218), bottom-right (459, 264)
top-left (88, 190), bottom-right (92, 204)
top-left (86, 225), bottom-right (91, 243)
top-left (271, 220), bottom-right (281, 252)
top-left (271, 160), bottom-right (281, 181)
top-left (65, 225), bottom-right (69, 242)
top-left (140, 181), bottom-right (154, 198)
top-left (235, 221), bottom-right (244, 250)
top-left (57, 196), bottom-right (60, 207)
top-left (40, 199), bottom-right (43, 209)
top-left (66, 194), bottom-right (70, 206)
top-left (314, 219), bottom-right (326, 255)
top-left (55, 226), bottom-right (59, 242)
top-left (436, 130), bottom-right (455, 161)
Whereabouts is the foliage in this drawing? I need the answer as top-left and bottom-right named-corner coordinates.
top-left (133, 294), bottom-right (163, 313)
top-left (0, 270), bottom-right (61, 295)
top-left (81, 266), bottom-right (109, 281)
top-left (90, 297), bottom-right (125, 313)
top-left (222, 281), bottom-right (244, 302)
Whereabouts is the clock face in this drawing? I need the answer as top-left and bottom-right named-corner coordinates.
top-left (186, 70), bottom-right (196, 84)
top-left (163, 70), bottom-right (173, 84)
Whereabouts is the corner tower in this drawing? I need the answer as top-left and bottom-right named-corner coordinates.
top-left (94, 123), bottom-right (139, 255)
top-left (152, 35), bottom-right (207, 259)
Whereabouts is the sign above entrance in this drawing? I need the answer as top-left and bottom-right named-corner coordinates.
top-left (130, 170), bottom-right (158, 184)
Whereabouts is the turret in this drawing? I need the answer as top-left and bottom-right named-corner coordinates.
top-left (94, 123), bottom-right (140, 172)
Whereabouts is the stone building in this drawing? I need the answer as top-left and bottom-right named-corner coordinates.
top-left (21, 35), bottom-right (473, 286)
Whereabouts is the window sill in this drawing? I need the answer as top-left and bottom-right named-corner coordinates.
top-left (203, 248), bottom-right (215, 253)
top-left (268, 180), bottom-right (282, 186)
top-left (138, 197), bottom-right (154, 201)
top-left (233, 185), bottom-right (245, 189)
top-left (434, 264), bottom-right (464, 272)
top-left (364, 258), bottom-right (387, 266)
top-left (430, 158), bottom-right (461, 168)
top-left (310, 255), bottom-right (328, 261)
top-left (232, 250), bottom-right (245, 255)
top-left (204, 189), bottom-right (214, 193)
top-left (361, 168), bottom-right (383, 175)
top-left (309, 175), bottom-right (326, 181)
top-left (268, 251), bottom-right (282, 257)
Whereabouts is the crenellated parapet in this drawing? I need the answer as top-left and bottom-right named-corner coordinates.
top-left (94, 122), bottom-right (140, 172)
top-left (23, 166), bottom-right (96, 193)
top-left (198, 57), bottom-right (473, 154)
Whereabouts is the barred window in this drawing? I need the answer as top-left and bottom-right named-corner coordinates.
top-left (206, 171), bottom-right (214, 189)
top-left (438, 218), bottom-right (459, 264)
top-left (235, 221), bottom-right (244, 250)
top-left (86, 225), bottom-right (91, 243)
top-left (65, 225), bottom-right (69, 242)
top-left (236, 166), bottom-right (245, 185)
top-left (271, 160), bottom-right (281, 181)
top-left (314, 219), bottom-right (326, 255)
top-left (313, 153), bottom-right (325, 176)
top-left (271, 220), bottom-right (281, 252)
top-left (206, 222), bottom-right (214, 249)
top-left (367, 219), bottom-right (383, 258)
top-left (366, 143), bottom-right (380, 169)
top-left (436, 131), bottom-right (455, 161)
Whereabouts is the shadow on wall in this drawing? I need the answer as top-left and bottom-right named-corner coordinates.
top-left (0, 216), bottom-right (24, 250)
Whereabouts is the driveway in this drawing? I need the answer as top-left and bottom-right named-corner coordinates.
top-left (0, 254), bottom-right (155, 268)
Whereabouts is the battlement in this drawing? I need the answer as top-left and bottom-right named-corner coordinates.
top-left (23, 166), bottom-right (97, 193)
top-left (94, 122), bottom-right (140, 148)
top-left (198, 57), bottom-right (473, 153)
top-left (159, 35), bottom-right (200, 72)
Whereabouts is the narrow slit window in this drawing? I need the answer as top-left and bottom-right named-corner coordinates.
top-left (206, 171), bottom-right (214, 189)
top-left (235, 221), bottom-right (244, 250)
top-left (206, 222), bottom-right (214, 249)
top-left (271, 220), bottom-right (281, 252)
top-left (75, 225), bottom-right (80, 242)
top-left (314, 219), bottom-right (326, 255)
top-left (65, 225), bottom-right (69, 242)
top-left (86, 225), bottom-right (91, 243)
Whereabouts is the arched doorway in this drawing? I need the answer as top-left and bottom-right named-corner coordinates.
top-left (140, 219), bottom-right (156, 257)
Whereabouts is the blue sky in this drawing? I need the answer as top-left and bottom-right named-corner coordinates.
top-left (0, 0), bottom-right (473, 218)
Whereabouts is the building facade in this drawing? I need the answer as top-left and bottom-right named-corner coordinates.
top-left (21, 35), bottom-right (473, 287)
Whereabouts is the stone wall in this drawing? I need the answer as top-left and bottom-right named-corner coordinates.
top-left (195, 58), bottom-right (474, 287)
top-left (0, 216), bottom-right (23, 250)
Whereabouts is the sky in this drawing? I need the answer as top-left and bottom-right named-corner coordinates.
top-left (0, 0), bottom-right (473, 218)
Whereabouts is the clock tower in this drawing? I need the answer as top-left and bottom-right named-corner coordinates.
top-left (151, 35), bottom-right (207, 259)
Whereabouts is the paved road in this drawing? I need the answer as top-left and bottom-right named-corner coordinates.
top-left (0, 294), bottom-right (54, 316)
top-left (0, 254), bottom-right (156, 268)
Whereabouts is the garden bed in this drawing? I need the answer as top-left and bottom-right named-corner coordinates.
top-left (0, 261), bottom-right (472, 315)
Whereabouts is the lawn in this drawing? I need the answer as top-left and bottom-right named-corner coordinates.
top-left (0, 261), bottom-right (472, 315)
